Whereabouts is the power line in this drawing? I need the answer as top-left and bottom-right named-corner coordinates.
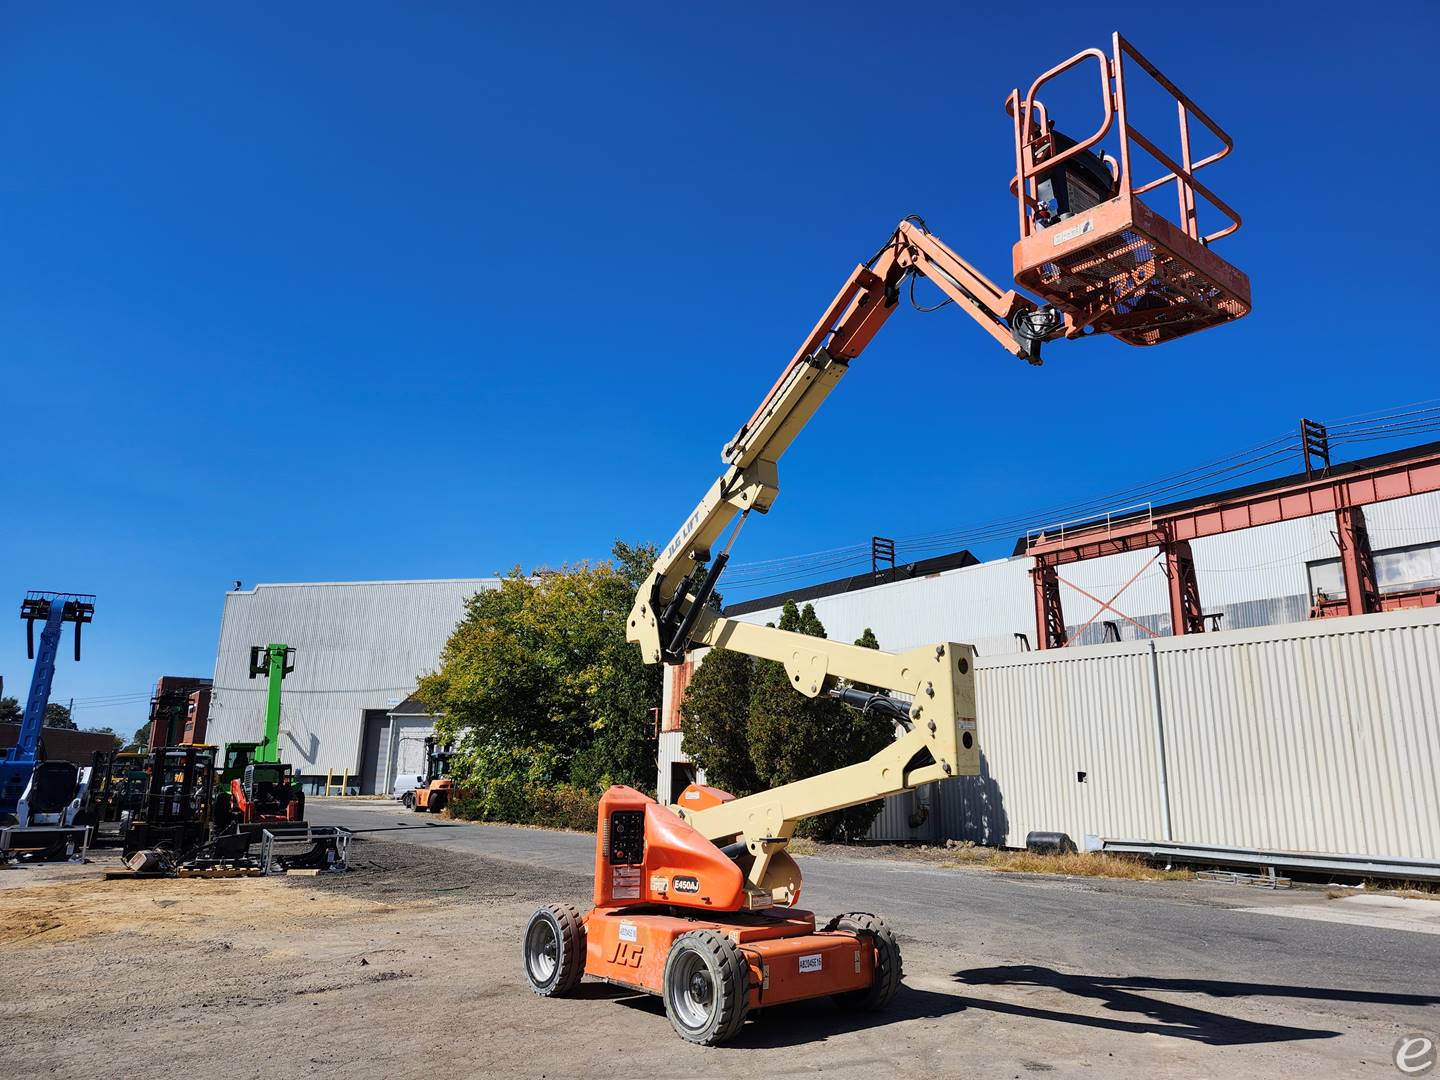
top-left (722, 400), bottom-right (1440, 598)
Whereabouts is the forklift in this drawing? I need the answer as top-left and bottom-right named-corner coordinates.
top-left (122, 744), bottom-right (219, 858)
top-left (403, 736), bottom-right (455, 813)
top-left (81, 749), bottom-right (149, 843)
top-left (523, 32), bottom-right (1251, 1044)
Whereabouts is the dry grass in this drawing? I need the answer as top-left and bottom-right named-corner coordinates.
top-left (788, 838), bottom-right (1192, 881)
top-left (945, 849), bottom-right (1193, 881)
top-left (1326, 882), bottom-right (1440, 901)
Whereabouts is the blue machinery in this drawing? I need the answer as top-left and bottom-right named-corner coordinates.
top-left (0, 592), bottom-right (95, 819)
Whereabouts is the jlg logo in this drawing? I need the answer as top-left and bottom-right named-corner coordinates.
top-left (608, 941), bottom-right (644, 968)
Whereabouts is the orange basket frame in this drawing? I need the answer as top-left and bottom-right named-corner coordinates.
top-left (1007, 33), bottom-right (1251, 346)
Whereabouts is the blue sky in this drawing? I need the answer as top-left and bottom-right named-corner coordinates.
top-left (3, 3), bottom-right (1437, 730)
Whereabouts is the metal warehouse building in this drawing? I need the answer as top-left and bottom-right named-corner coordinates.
top-left (659, 450), bottom-right (1440, 874)
top-left (206, 579), bottom-right (497, 795)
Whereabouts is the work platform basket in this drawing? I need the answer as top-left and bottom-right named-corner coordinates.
top-left (1008, 33), bottom-right (1250, 347)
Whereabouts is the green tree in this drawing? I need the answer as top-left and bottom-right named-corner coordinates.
top-left (128, 721), bottom-right (151, 751)
top-left (679, 647), bottom-right (760, 797)
top-left (84, 726), bottom-right (125, 751)
top-left (746, 601), bottom-right (894, 841)
top-left (44, 702), bottom-right (76, 729)
top-left (418, 542), bottom-right (662, 799)
top-left (0, 696), bottom-right (20, 724)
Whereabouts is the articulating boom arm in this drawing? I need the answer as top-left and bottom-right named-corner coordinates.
top-left (625, 221), bottom-right (1051, 897)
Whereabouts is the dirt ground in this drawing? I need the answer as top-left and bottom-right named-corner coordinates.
top-left (0, 838), bottom-right (1415, 1079)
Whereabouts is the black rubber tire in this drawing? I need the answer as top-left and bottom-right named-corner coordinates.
top-left (427, 792), bottom-right (446, 815)
top-left (523, 903), bottom-right (586, 997)
top-left (662, 930), bottom-right (750, 1045)
top-left (830, 913), bottom-right (903, 1011)
top-left (400, 792), bottom-right (414, 810)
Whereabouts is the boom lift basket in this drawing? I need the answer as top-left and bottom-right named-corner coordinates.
top-left (1008, 33), bottom-right (1250, 346)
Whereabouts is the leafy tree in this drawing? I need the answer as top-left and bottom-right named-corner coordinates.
top-left (679, 647), bottom-right (760, 797)
top-left (44, 702), bottom-right (76, 729)
top-left (746, 601), bottom-right (894, 842)
top-left (0, 696), bottom-right (20, 724)
top-left (128, 721), bottom-right (151, 751)
top-left (418, 542), bottom-right (662, 798)
top-left (84, 726), bottom-right (125, 751)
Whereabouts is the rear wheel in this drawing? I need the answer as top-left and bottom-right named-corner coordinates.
top-left (523, 903), bottom-right (586, 996)
top-left (400, 791), bottom-right (414, 810)
top-left (662, 930), bottom-right (750, 1045)
top-left (830, 913), bottom-right (902, 1011)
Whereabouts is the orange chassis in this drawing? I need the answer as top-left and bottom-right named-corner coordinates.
top-left (524, 785), bottom-right (898, 1044)
top-left (584, 905), bottom-right (875, 1009)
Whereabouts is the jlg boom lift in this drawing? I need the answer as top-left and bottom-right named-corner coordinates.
top-left (523, 33), bottom-right (1250, 1045)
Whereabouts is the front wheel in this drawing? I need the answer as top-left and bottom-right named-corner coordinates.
top-left (662, 930), bottom-right (750, 1045)
top-left (830, 913), bottom-right (902, 1011)
top-left (427, 792), bottom-right (447, 815)
top-left (523, 903), bottom-right (586, 996)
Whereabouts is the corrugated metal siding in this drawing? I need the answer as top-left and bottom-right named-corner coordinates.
top-left (207, 579), bottom-right (498, 775)
top-left (667, 607), bottom-right (1440, 858)
top-left (943, 606), bottom-right (1440, 859)
top-left (1156, 609), bottom-right (1440, 860)
top-left (952, 647), bottom-right (1164, 847)
top-left (657, 730), bottom-right (687, 804)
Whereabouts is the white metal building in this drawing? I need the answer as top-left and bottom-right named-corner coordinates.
top-left (658, 487), bottom-right (1440, 866)
top-left (207, 579), bottom-right (497, 794)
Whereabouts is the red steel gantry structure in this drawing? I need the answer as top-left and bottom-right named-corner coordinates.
top-left (1025, 438), bottom-right (1440, 649)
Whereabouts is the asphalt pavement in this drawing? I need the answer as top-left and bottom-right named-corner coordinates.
top-left (312, 797), bottom-right (1440, 1066)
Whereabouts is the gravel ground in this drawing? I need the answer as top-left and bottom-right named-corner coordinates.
top-left (295, 837), bottom-right (591, 906)
top-left (1, 835), bottom-right (1431, 1079)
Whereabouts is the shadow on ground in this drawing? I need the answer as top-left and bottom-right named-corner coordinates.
top-left (950, 965), bottom-right (1440, 1045)
top-left (609, 982), bottom-right (968, 1049)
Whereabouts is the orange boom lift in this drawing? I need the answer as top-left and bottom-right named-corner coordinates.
top-left (523, 33), bottom-right (1249, 1045)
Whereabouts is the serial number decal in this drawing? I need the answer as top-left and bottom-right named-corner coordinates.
top-left (618, 922), bottom-right (638, 943)
top-left (611, 865), bottom-right (641, 899)
top-left (683, 790), bottom-right (701, 801)
top-left (1052, 218), bottom-right (1094, 246)
top-left (798, 954), bottom-right (823, 973)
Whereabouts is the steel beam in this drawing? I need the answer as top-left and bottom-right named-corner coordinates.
top-left (1334, 505), bottom-right (1381, 617)
top-left (1027, 443), bottom-right (1440, 567)
top-left (1162, 538), bottom-right (1205, 635)
top-left (1031, 562), bottom-right (1067, 650)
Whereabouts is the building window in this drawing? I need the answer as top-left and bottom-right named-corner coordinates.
top-left (1307, 539), bottom-right (1440, 599)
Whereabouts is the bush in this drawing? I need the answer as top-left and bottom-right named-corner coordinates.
top-left (449, 779), bottom-right (600, 832)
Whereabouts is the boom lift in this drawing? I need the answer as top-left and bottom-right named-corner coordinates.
top-left (523, 33), bottom-right (1249, 1045)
